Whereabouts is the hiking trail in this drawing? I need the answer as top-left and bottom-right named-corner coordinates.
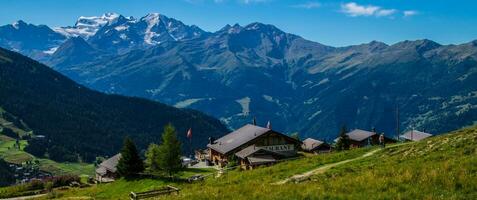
top-left (273, 143), bottom-right (409, 185)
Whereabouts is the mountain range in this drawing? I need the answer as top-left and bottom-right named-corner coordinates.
top-left (0, 47), bottom-right (228, 162)
top-left (1, 13), bottom-right (477, 139)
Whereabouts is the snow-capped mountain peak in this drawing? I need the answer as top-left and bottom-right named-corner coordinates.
top-left (11, 20), bottom-right (26, 29)
top-left (54, 12), bottom-right (122, 39)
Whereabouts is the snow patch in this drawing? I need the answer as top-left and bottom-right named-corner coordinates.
top-left (114, 25), bottom-right (128, 31)
top-left (144, 13), bottom-right (161, 45)
top-left (43, 46), bottom-right (58, 55)
top-left (12, 21), bottom-right (20, 29)
top-left (304, 98), bottom-right (318, 105)
top-left (174, 98), bottom-right (212, 108)
top-left (236, 97), bottom-right (251, 116)
top-left (262, 95), bottom-right (281, 105)
top-left (119, 33), bottom-right (128, 40)
top-left (308, 110), bottom-right (322, 120)
top-left (309, 78), bottom-right (329, 88)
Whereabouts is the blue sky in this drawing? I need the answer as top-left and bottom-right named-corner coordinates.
top-left (0, 0), bottom-right (476, 47)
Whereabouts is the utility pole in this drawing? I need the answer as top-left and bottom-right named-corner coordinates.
top-left (396, 104), bottom-right (400, 140)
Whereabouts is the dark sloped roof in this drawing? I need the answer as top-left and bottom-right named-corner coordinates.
top-left (234, 145), bottom-right (284, 159)
top-left (346, 129), bottom-right (376, 141)
top-left (400, 130), bottom-right (432, 141)
top-left (302, 138), bottom-right (325, 151)
top-left (235, 145), bottom-right (263, 159)
top-left (247, 155), bottom-right (276, 165)
top-left (207, 124), bottom-right (272, 154)
top-left (96, 153), bottom-right (121, 174)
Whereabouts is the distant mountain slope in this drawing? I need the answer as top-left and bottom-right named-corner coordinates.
top-left (0, 20), bottom-right (65, 61)
top-left (0, 47), bottom-right (229, 162)
top-left (53, 22), bottom-right (477, 139)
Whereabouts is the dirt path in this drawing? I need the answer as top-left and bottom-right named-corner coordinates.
top-left (273, 143), bottom-right (410, 185)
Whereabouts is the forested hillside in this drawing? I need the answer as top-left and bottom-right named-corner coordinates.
top-left (0, 159), bottom-right (15, 186)
top-left (0, 48), bottom-right (229, 162)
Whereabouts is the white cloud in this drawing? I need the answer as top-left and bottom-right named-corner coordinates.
top-left (404, 10), bottom-right (418, 17)
top-left (376, 9), bottom-right (397, 17)
top-left (341, 2), bottom-right (379, 17)
top-left (341, 2), bottom-right (397, 17)
top-left (240, 0), bottom-right (270, 4)
top-left (292, 2), bottom-right (321, 9)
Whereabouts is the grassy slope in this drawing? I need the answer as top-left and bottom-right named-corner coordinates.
top-left (57, 148), bottom-right (372, 199)
top-left (0, 134), bottom-right (94, 176)
top-left (57, 168), bottom-right (217, 199)
top-left (53, 126), bottom-right (477, 200)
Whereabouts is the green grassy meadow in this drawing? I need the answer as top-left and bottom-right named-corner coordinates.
top-left (48, 126), bottom-right (477, 200)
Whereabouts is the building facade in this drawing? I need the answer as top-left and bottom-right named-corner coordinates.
top-left (207, 124), bottom-right (301, 169)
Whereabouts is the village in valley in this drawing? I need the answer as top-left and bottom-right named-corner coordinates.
top-left (91, 117), bottom-right (434, 197)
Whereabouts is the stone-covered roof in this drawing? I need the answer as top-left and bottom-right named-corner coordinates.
top-left (400, 130), bottom-right (432, 141)
top-left (346, 129), bottom-right (376, 142)
top-left (302, 138), bottom-right (326, 151)
top-left (96, 153), bottom-right (121, 175)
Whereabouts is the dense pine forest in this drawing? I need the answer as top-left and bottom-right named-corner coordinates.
top-left (0, 48), bottom-right (229, 162)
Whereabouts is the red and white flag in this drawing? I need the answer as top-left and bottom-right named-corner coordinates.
top-left (187, 128), bottom-right (192, 139)
top-left (266, 121), bottom-right (271, 129)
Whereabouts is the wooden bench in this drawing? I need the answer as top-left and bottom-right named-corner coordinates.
top-left (186, 174), bottom-right (205, 183)
top-left (130, 185), bottom-right (180, 200)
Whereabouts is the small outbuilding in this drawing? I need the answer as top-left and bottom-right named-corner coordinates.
top-left (336, 129), bottom-right (395, 148)
top-left (301, 138), bottom-right (332, 153)
top-left (95, 153), bottom-right (121, 183)
top-left (400, 130), bottom-right (432, 141)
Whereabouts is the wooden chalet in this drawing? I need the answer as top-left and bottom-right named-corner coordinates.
top-left (207, 124), bottom-right (301, 169)
top-left (95, 153), bottom-right (121, 183)
top-left (301, 138), bottom-right (332, 153)
top-left (336, 129), bottom-right (394, 148)
top-left (400, 130), bottom-right (432, 141)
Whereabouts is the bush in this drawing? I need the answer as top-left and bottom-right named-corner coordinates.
top-left (24, 138), bottom-right (48, 157)
top-left (1, 127), bottom-right (18, 139)
top-left (44, 175), bottom-right (81, 188)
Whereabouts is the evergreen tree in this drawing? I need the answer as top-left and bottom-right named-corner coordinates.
top-left (117, 137), bottom-right (144, 178)
top-left (336, 125), bottom-right (350, 150)
top-left (145, 143), bottom-right (161, 173)
top-left (157, 124), bottom-right (182, 177)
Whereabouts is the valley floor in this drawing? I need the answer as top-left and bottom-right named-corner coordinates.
top-left (0, 134), bottom-right (94, 177)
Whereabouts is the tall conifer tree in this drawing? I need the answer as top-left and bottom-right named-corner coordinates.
top-left (117, 137), bottom-right (144, 178)
top-left (336, 125), bottom-right (351, 150)
top-left (157, 124), bottom-right (182, 177)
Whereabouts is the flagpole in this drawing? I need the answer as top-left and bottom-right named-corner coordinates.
top-left (187, 128), bottom-right (192, 159)
top-left (189, 135), bottom-right (192, 159)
